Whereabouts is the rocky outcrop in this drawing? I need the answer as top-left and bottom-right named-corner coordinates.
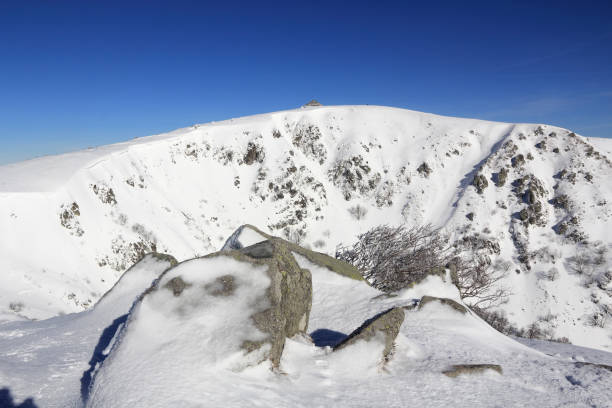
top-left (230, 240), bottom-right (313, 367)
top-left (223, 224), bottom-right (365, 281)
top-left (472, 173), bottom-right (489, 194)
top-left (86, 240), bottom-right (313, 405)
top-left (442, 364), bottom-right (502, 377)
top-left (418, 296), bottom-right (468, 314)
top-left (334, 307), bottom-right (404, 361)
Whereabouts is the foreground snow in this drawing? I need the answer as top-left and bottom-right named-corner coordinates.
top-left (1, 244), bottom-right (610, 407)
top-left (0, 254), bottom-right (174, 407)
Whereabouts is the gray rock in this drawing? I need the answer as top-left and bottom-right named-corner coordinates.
top-left (472, 173), bottom-right (489, 194)
top-left (120, 241), bottom-right (312, 369)
top-left (334, 307), bottom-right (404, 361)
top-left (442, 364), bottom-right (502, 377)
top-left (228, 240), bottom-right (313, 367)
top-left (224, 224), bottom-right (365, 281)
top-left (418, 296), bottom-right (468, 314)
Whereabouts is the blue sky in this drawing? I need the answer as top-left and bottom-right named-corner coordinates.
top-left (1, 1), bottom-right (611, 164)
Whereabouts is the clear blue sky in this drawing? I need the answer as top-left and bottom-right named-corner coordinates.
top-left (1, 1), bottom-right (611, 164)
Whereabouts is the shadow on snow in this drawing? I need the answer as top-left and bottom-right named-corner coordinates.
top-left (80, 314), bottom-right (128, 404)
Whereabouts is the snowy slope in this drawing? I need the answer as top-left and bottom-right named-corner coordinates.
top-left (4, 243), bottom-right (610, 407)
top-left (0, 105), bottom-right (611, 351)
top-left (0, 253), bottom-right (174, 407)
top-left (1, 229), bottom-right (611, 407)
top-left (87, 254), bottom-right (612, 408)
top-left (588, 136), bottom-right (612, 157)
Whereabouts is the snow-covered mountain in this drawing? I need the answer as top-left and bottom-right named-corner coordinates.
top-left (1, 105), bottom-right (611, 351)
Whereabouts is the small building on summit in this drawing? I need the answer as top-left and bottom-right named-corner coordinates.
top-left (303, 99), bottom-right (322, 107)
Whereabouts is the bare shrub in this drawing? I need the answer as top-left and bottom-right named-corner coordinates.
top-left (536, 267), bottom-right (559, 281)
top-left (523, 322), bottom-right (553, 339)
top-left (566, 242), bottom-right (610, 288)
top-left (453, 256), bottom-right (511, 309)
top-left (336, 225), bottom-right (510, 308)
top-left (589, 304), bottom-right (610, 328)
top-left (472, 307), bottom-right (520, 336)
top-left (9, 302), bottom-right (24, 313)
top-left (348, 205), bottom-right (368, 220)
top-left (336, 225), bottom-right (450, 292)
top-left (313, 239), bottom-right (326, 249)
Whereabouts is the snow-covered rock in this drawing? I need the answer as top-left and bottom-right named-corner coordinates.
top-left (86, 242), bottom-right (312, 406)
top-left (333, 307), bottom-right (405, 362)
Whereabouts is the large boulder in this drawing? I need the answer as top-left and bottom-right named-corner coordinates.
top-left (86, 241), bottom-right (312, 407)
top-left (233, 240), bottom-right (313, 366)
top-left (333, 307), bottom-right (404, 362)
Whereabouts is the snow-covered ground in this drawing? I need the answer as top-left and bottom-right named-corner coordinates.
top-left (0, 254), bottom-right (174, 407)
top-left (1, 237), bottom-right (610, 407)
top-left (0, 105), bottom-right (610, 352)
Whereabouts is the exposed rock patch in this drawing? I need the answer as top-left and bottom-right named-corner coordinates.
top-left (91, 183), bottom-right (117, 205)
top-left (60, 202), bottom-right (84, 236)
top-left (472, 173), bottom-right (489, 194)
top-left (224, 224), bottom-right (365, 281)
top-left (292, 123), bottom-right (327, 164)
top-left (334, 307), bottom-right (404, 362)
top-left (227, 240), bottom-right (313, 367)
top-left (419, 296), bottom-right (468, 314)
top-left (442, 364), bottom-right (502, 377)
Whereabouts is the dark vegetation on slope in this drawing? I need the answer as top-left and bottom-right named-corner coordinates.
top-left (335, 224), bottom-right (581, 343)
top-left (336, 224), bottom-right (509, 308)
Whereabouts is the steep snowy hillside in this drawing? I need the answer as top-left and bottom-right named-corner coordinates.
top-left (0, 105), bottom-right (610, 351)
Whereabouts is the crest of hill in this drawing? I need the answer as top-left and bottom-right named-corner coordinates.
top-left (222, 224), bottom-right (364, 281)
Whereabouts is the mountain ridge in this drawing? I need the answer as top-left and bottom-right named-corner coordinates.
top-left (1, 104), bottom-right (610, 351)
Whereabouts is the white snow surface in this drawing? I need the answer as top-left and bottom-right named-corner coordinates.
top-left (87, 255), bottom-right (273, 407)
top-left (588, 137), bottom-right (612, 157)
top-left (3, 249), bottom-right (610, 407)
top-left (0, 105), bottom-right (611, 352)
top-left (0, 253), bottom-right (174, 407)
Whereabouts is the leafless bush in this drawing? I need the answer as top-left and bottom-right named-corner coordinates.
top-left (313, 239), bottom-right (326, 249)
top-left (473, 307), bottom-right (570, 343)
top-left (589, 304), bottom-right (610, 328)
top-left (336, 224), bottom-right (510, 308)
top-left (336, 225), bottom-right (450, 292)
top-left (348, 205), bottom-right (368, 220)
top-left (567, 251), bottom-right (592, 275)
top-left (472, 307), bottom-right (520, 336)
top-left (546, 267), bottom-right (559, 281)
top-left (523, 321), bottom-right (553, 339)
top-left (9, 302), bottom-right (24, 313)
top-left (566, 243), bottom-right (610, 288)
top-left (453, 256), bottom-right (510, 308)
